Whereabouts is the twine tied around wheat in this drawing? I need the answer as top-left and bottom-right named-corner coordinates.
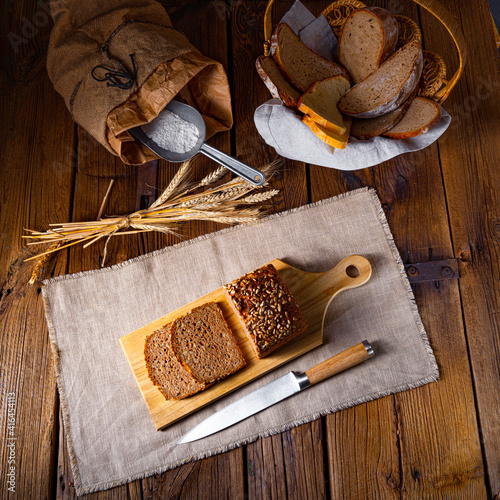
top-left (26, 159), bottom-right (282, 284)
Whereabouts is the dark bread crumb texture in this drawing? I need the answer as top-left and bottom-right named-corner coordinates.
top-left (169, 302), bottom-right (246, 385)
top-left (144, 325), bottom-right (206, 400)
top-left (224, 264), bottom-right (308, 358)
top-left (271, 23), bottom-right (349, 92)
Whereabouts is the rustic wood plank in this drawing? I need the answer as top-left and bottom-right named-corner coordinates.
top-left (282, 420), bottom-right (327, 499)
top-left (145, 451), bottom-right (244, 499)
top-left (0, 8), bottom-right (75, 498)
top-left (231, 1), bottom-right (320, 498)
top-left (302, 0), bottom-right (488, 494)
top-left (418, 0), bottom-right (500, 496)
top-left (399, 281), bottom-right (485, 497)
top-left (55, 126), bottom-right (143, 498)
top-left (0, 267), bottom-right (60, 499)
top-left (311, 129), bottom-right (486, 496)
top-left (247, 433), bottom-right (288, 498)
top-left (139, 0), bottom-right (247, 495)
top-left (248, 425), bottom-right (327, 500)
top-left (0, 5), bottom-right (74, 492)
top-left (327, 400), bottom-right (401, 498)
top-left (366, 140), bottom-right (485, 500)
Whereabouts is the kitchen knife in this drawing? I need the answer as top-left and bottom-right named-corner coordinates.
top-left (178, 340), bottom-right (374, 444)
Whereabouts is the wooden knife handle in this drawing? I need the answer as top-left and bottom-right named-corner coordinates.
top-left (304, 341), bottom-right (374, 386)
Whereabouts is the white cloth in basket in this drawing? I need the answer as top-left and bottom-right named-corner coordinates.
top-left (254, 1), bottom-right (451, 171)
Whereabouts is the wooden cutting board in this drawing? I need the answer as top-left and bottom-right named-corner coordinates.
top-left (120, 255), bottom-right (371, 430)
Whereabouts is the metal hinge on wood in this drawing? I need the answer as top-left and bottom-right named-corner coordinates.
top-left (405, 259), bottom-right (459, 283)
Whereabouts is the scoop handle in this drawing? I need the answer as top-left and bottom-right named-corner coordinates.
top-left (200, 143), bottom-right (266, 186)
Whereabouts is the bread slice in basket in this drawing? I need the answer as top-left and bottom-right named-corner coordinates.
top-left (298, 75), bottom-right (351, 135)
top-left (271, 22), bottom-right (350, 92)
top-left (351, 88), bottom-right (417, 140)
top-left (256, 55), bottom-right (301, 108)
top-left (339, 6), bottom-right (399, 84)
top-left (338, 41), bottom-right (423, 119)
top-left (303, 114), bottom-right (352, 150)
top-left (383, 96), bottom-right (442, 139)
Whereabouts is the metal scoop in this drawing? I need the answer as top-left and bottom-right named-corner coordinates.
top-left (130, 100), bottom-right (266, 186)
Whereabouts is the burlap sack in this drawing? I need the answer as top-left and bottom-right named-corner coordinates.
top-left (47, 0), bottom-right (233, 165)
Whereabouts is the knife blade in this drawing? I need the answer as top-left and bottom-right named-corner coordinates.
top-left (178, 340), bottom-right (374, 444)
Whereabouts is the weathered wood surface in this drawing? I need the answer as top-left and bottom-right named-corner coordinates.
top-left (0, 0), bottom-right (499, 499)
top-left (420, 1), bottom-right (500, 496)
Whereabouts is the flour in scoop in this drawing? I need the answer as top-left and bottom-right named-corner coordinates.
top-left (142, 109), bottom-right (199, 154)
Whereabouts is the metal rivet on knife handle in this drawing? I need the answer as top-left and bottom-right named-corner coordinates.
top-left (304, 341), bottom-right (374, 386)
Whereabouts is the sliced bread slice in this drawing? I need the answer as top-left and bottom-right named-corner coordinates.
top-left (350, 88), bottom-right (417, 139)
top-left (144, 325), bottom-right (207, 400)
top-left (298, 75), bottom-right (351, 135)
top-left (303, 114), bottom-right (352, 150)
top-left (382, 96), bottom-right (442, 139)
top-left (169, 302), bottom-right (246, 384)
top-left (338, 41), bottom-right (423, 119)
top-left (339, 7), bottom-right (399, 84)
top-left (256, 55), bottom-right (301, 108)
top-left (271, 22), bottom-right (350, 92)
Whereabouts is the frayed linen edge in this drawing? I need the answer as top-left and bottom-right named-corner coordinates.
top-left (41, 187), bottom-right (372, 285)
top-left (41, 186), bottom-right (368, 495)
top-left (367, 189), bottom-right (440, 380)
top-left (75, 373), bottom-right (438, 495)
top-left (41, 286), bottom-right (84, 495)
top-left (41, 185), bottom-right (439, 495)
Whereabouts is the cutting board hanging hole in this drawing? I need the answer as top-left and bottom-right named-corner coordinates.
top-left (346, 265), bottom-right (360, 278)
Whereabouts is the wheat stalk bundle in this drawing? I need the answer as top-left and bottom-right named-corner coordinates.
top-left (25, 158), bottom-right (281, 280)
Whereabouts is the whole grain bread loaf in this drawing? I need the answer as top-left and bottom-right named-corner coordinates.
top-left (223, 264), bottom-right (308, 358)
top-left (382, 96), bottom-right (442, 139)
top-left (338, 41), bottom-right (423, 119)
top-left (144, 325), bottom-right (207, 400)
top-left (339, 7), bottom-right (398, 84)
top-left (271, 23), bottom-right (350, 92)
top-left (256, 55), bottom-right (301, 108)
top-left (169, 302), bottom-right (246, 384)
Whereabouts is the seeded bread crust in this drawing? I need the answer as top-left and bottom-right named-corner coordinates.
top-left (223, 264), bottom-right (308, 359)
top-left (339, 7), bottom-right (399, 84)
top-left (256, 55), bottom-right (301, 108)
top-left (169, 302), bottom-right (246, 384)
top-left (338, 41), bottom-right (423, 119)
top-left (382, 96), bottom-right (442, 139)
top-left (351, 88), bottom-right (417, 139)
top-left (270, 22), bottom-right (350, 92)
top-left (144, 325), bottom-right (207, 400)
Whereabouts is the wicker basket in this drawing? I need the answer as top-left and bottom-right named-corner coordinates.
top-left (263, 0), bottom-right (467, 103)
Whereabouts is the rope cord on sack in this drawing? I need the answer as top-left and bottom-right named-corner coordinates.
top-left (91, 54), bottom-right (137, 90)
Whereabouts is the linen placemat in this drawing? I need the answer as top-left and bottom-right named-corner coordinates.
top-left (42, 188), bottom-right (438, 495)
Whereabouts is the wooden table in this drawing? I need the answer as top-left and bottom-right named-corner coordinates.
top-left (1, 0), bottom-right (499, 498)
